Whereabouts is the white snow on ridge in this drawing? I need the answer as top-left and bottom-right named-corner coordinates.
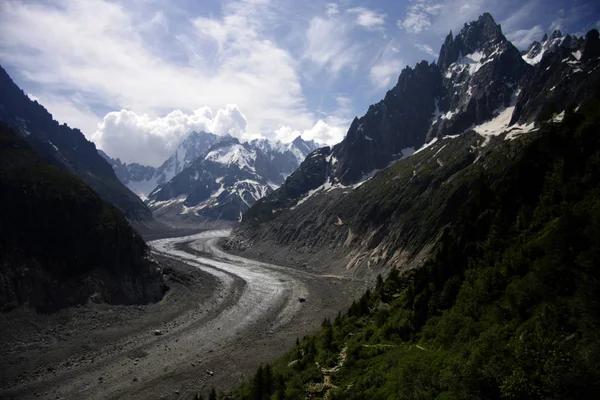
top-left (471, 89), bottom-right (537, 145)
top-left (473, 106), bottom-right (515, 145)
top-left (523, 35), bottom-right (567, 66)
top-left (289, 146), bottom-right (305, 164)
top-left (48, 141), bottom-right (59, 152)
top-left (447, 48), bottom-right (497, 77)
top-left (552, 110), bottom-right (565, 122)
top-left (523, 49), bottom-right (545, 66)
top-left (432, 99), bottom-right (442, 123)
top-left (414, 137), bottom-right (439, 154)
top-left (147, 195), bottom-right (187, 211)
top-left (441, 110), bottom-right (457, 120)
top-left (212, 184), bottom-right (226, 198)
top-left (205, 144), bottom-right (257, 171)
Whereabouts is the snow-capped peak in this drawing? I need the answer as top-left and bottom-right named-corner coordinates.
top-left (522, 30), bottom-right (576, 65)
top-left (205, 144), bottom-right (257, 171)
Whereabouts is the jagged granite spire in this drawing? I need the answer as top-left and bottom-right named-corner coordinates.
top-left (332, 61), bottom-right (443, 185)
top-left (437, 12), bottom-right (504, 70)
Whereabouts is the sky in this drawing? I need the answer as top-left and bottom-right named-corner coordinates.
top-left (1, 0), bottom-right (599, 166)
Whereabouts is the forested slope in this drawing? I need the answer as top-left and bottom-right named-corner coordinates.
top-left (232, 104), bottom-right (600, 399)
top-left (0, 124), bottom-right (165, 312)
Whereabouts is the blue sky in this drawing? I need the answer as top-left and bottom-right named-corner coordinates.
top-left (1, 0), bottom-right (599, 166)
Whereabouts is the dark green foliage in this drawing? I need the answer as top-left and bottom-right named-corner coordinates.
top-left (0, 124), bottom-right (164, 312)
top-left (232, 104), bottom-right (600, 399)
top-left (0, 66), bottom-right (151, 221)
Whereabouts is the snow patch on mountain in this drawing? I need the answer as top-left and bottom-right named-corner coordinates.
top-left (472, 89), bottom-right (537, 145)
top-left (205, 144), bottom-right (256, 170)
top-left (522, 30), bottom-right (575, 66)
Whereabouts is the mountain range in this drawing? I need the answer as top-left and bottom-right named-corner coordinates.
top-left (1, 9), bottom-right (600, 399)
top-left (226, 13), bottom-right (600, 279)
top-left (228, 14), bottom-right (600, 400)
top-left (103, 131), bottom-right (319, 227)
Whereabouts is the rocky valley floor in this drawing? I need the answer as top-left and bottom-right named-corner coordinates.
top-left (0, 230), bottom-right (365, 400)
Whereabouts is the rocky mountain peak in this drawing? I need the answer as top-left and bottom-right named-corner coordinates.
top-left (332, 60), bottom-right (442, 185)
top-left (438, 12), bottom-right (504, 70)
top-left (549, 29), bottom-right (563, 41)
top-left (291, 135), bottom-right (319, 155)
top-left (522, 29), bottom-right (579, 65)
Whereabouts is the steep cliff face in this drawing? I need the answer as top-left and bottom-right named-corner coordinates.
top-left (229, 131), bottom-right (493, 279)
top-left (333, 61), bottom-right (442, 185)
top-left (238, 13), bottom-right (531, 198)
top-left (0, 66), bottom-right (152, 222)
top-left (0, 124), bottom-right (166, 312)
top-left (427, 13), bottom-right (529, 140)
top-left (227, 16), bottom-right (600, 280)
top-left (512, 29), bottom-right (600, 125)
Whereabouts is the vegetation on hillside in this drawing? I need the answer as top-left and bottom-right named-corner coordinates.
top-left (0, 124), bottom-right (165, 312)
top-left (232, 103), bottom-right (600, 399)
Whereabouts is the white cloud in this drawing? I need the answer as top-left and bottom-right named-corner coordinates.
top-left (273, 95), bottom-right (353, 144)
top-left (0, 0), bottom-right (321, 162)
top-left (369, 43), bottom-right (405, 89)
top-left (326, 3), bottom-right (339, 17)
top-left (370, 59), bottom-right (404, 89)
top-left (397, 0), bottom-right (502, 37)
top-left (506, 25), bottom-right (544, 49)
top-left (275, 120), bottom-right (345, 144)
top-left (346, 7), bottom-right (387, 30)
top-left (303, 15), bottom-right (361, 75)
top-left (414, 43), bottom-right (438, 58)
top-left (549, 18), bottom-right (564, 33)
top-left (501, 1), bottom-right (543, 32)
top-left (398, 11), bottom-right (432, 33)
top-left (398, 1), bottom-right (444, 34)
top-left (92, 105), bottom-right (250, 166)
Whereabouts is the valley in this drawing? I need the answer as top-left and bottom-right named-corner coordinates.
top-left (0, 231), bottom-right (362, 400)
top-left (1, 4), bottom-right (599, 399)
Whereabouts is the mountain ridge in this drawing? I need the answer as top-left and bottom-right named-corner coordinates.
top-left (142, 134), bottom-right (320, 227)
top-left (0, 66), bottom-right (153, 223)
top-left (226, 15), bottom-right (600, 282)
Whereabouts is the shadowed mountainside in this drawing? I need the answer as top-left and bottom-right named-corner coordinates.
top-left (0, 124), bottom-right (166, 312)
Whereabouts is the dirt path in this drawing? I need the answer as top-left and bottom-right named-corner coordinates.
top-left (0, 230), bottom-right (362, 399)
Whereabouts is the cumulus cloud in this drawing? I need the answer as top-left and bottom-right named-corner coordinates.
top-left (92, 105), bottom-right (248, 166)
top-left (274, 120), bottom-right (345, 144)
top-left (0, 0), bottom-right (315, 153)
top-left (346, 7), bottom-right (387, 30)
top-left (399, 11), bottom-right (432, 33)
top-left (272, 95), bottom-right (354, 145)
